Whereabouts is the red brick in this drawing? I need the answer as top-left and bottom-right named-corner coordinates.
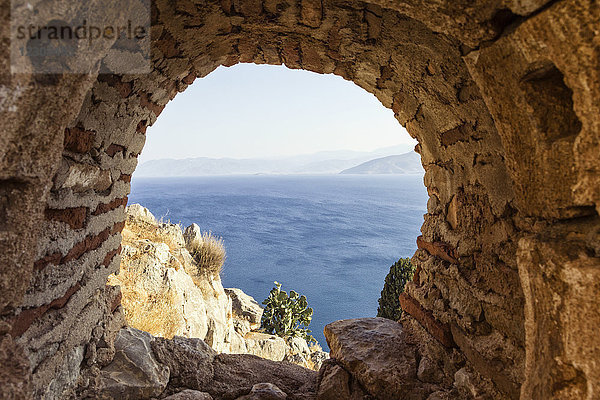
top-left (61, 227), bottom-right (111, 264)
top-left (416, 235), bottom-right (458, 264)
top-left (156, 30), bottom-right (181, 58)
top-left (110, 291), bottom-right (122, 313)
top-left (64, 126), bottom-right (95, 153)
top-left (10, 283), bottom-right (81, 337)
top-left (105, 144), bottom-right (126, 157)
top-left (440, 122), bottom-right (472, 147)
top-left (182, 70), bottom-right (197, 85)
top-left (139, 92), bottom-right (165, 117)
top-left (136, 120), bottom-right (148, 134)
top-left (98, 74), bottom-right (133, 98)
top-left (102, 246), bottom-right (121, 266)
top-left (119, 174), bottom-right (132, 183)
top-left (33, 252), bottom-right (62, 271)
top-left (45, 207), bottom-right (88, 229)
top-left (399, 292), bottom-right (455, 348)
top-left (92, 197), bottom-right (128, 216)
top-left (60, 221), bottom-right (125, 265)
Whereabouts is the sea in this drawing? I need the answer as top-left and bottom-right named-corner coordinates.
top-left (128, 174), bottom-right (428, 350)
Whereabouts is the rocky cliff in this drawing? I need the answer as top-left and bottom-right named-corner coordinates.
top-left (108, 204), bottom-right (327, 370)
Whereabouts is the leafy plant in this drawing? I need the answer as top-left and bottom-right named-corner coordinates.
top-left (377, 257), bottom-right (416, 321)
top-left (260, 282), bottom-right (315, 344)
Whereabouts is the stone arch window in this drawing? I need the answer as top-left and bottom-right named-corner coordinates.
top-left (120, 62), bottom-right (427, 350)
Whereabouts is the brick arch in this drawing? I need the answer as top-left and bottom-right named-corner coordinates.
top-left (2, 0), bottom-right (599, 399)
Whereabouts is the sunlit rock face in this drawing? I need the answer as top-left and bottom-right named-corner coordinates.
top-left (107, 205), bottom-right (234, 351)
top-left (109, 204), bottom-right (327, 371)
top-left (0, 0), bottom-right (599, 399)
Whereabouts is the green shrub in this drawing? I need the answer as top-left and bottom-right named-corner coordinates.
top-left (260, 282), bottom-right (315, 344)
top-left (377, 257), bottom-right (416, 321)
top-left (188, 231), bottom-right (226, 278)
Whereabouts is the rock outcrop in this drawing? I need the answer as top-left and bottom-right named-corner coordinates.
top-left (88, 328), bottom-right (317, 400)
top-left (87, 317), bottom-right (468, 400)
top-left (320, 317), bottom-right (454, 399)
top-left (109, 205), bottom-right (327, 369)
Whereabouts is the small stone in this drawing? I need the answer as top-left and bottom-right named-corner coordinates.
top-left (237, 382), bottom-right (287, 400)
top-left (286, 336), bottom-right (310, 357)
top-left (454, 367), bottom-right (478, 398)
top-left (229, 330), bottom-right (248, 354)
top-left (158, 223), bottom-right (186, 248)
top-left (164, 389), bottom-right (213, 400)
top-left (427, 195), bottom-right (441, 214)
top-left (184, 223), bottom-right (202, 252)
top-left (53, 159), bottom-right (112, 192)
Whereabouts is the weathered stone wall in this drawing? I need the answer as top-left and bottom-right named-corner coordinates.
top-left (0, 0), bottom-right (598, 399)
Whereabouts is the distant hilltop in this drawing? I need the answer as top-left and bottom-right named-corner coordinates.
top-left (134, 145), bottom-right (423, 177)
top-left (339, 152), bottom-right (423, 175)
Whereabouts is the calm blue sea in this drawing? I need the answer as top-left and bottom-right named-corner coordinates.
top-left (128, 175), bottom-right (427, 350)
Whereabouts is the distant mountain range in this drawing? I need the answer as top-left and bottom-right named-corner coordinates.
top-left (340, 153), bottom-right (423, 175)
top-left (134, 145), bottom-right (423, 177)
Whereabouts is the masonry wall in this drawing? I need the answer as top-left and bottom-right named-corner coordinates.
top-left (0, 0), bottom-right (598, 399)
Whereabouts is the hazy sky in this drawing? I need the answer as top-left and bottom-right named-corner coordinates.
top-left (139, 64), bottom-right (415, 163)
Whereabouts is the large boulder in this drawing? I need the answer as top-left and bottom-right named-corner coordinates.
top-left (95, 328), bottom-right (169, 400)
top-left (324, 318), bottom-right (422, 399)
top-left (151, 335), bottom-right (217, 390)
top-left (244, 332), bottom-right (287, 362)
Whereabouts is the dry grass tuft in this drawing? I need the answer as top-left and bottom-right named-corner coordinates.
top-left (188, 231), bottom-right (226, 278)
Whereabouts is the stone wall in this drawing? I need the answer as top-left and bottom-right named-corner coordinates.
top-left (0, 0), bottom-right (598, 399)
